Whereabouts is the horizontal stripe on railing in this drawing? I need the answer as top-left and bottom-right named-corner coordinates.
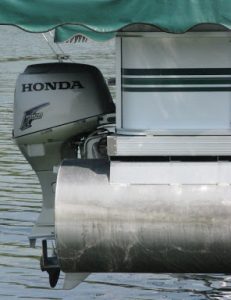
top-left (122, 78), bottom-right (231, 85)
top-left (123, 87), bottom-right (231, 92)
top-left (122, 68), bottom-right (231, 76)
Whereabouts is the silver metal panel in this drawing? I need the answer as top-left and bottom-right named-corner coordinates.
top-left (107, 135), bottom-right (231, 156)
top-left (110, 161), bottom-right (231, 185)
top-left (55, 159), bottom-right (231, 273)
top-left (116, 129), bottom-right (231, 136)
top-left (116, 33), bottom-right (231, 132)
top-left (121, 34), bottom-right (231, 69)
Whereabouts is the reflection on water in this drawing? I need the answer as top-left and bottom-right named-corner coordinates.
top-left (1, 26), bottom-right (231, 300)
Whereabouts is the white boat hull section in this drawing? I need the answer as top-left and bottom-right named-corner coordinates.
top-left (110, 161), bottom-right (231, 184)
top-left (107, 135), bottom-right (231, 157)
top-left (116, 33), bottom-right (231, 133)
top-left (55, 160), bottom-right (231, 273)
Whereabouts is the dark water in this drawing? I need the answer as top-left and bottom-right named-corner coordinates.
top-left (1, 26), bottom-right (231, 299)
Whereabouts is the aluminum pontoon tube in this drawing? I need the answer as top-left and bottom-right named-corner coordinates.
top-left (55, 160), bottom-right (231, 273)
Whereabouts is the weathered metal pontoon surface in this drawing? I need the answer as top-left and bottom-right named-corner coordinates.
top-left (56, 160), bottom-right (231, 273)
top-left (0, 1), bottom-right (230, 41)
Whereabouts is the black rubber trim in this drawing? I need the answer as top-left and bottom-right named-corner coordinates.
top-left (122, 68), bottom-right (231, 76)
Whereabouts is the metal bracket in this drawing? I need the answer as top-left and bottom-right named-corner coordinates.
top-left (40, 240), bottom-right (60, 288)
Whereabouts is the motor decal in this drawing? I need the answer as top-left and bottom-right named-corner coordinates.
top-left (20, 102), bottom-right (50, 131)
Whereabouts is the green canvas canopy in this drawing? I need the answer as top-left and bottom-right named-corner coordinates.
top-left (0, 0), bottom-right (230, 42)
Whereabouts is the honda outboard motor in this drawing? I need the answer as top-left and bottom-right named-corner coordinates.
top-left (13, 62), bottom-right (115, 250)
